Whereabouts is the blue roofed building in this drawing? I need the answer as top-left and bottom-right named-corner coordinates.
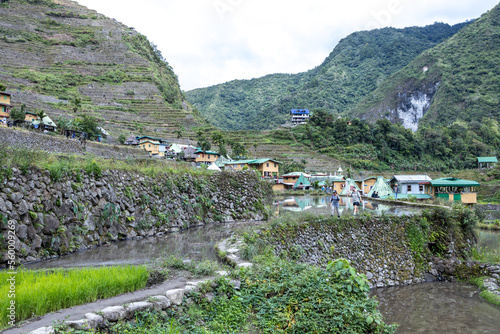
top-left (290, 109), bottom-right (310, 125)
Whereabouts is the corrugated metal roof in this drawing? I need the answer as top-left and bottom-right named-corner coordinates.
top-left (478, 157), bottom-right (497, 163)
top-left (431, 177), bottom-right (480, 187)
top-left (250, 158), bottom-right (282, 164)
top-left (391, 175), bottom-right (432, 183)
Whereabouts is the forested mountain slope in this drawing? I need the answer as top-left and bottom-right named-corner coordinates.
top-left (352, 3), bottom-right (500, 131)
top-left (0, 0), bottom-right (207, 140)
top-left (186, 22), bottom-right (468, 131)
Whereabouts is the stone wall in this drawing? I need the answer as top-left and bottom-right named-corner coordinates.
top-left (263, 217), bottom-right (477, 288)
top-left (0, 167), bottom-right (272, 266)
top-left (0, 127), bottom-right (149, 159)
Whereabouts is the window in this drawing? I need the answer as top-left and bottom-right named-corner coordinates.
top-left (274, 163), bottom-right (276, 168)
top-left (266, 163), bottom-right (269, 167)
top-left (407, 185), bottom-right (411, 192)
top-left (143, 145), bottom-right (146, 148)
top-left (419, 185), bottom-right (424, 192)
top-left (208, 154), bottom-right (211, 159)
top-left (149, 144), bottom-right (151, 148)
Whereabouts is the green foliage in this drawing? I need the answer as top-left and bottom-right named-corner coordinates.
top-left (84, 159), bottom-right (102, 178)
top-left (186, 22), bottom-right (467, 131)
top-left (355, 5), bottom-right (500, 132)
top-left (0, 266), bottom-right (148, 328)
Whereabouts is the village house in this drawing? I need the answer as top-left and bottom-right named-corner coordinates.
top-left (290, 109), bottom-right (310, 126)
top-left (140, 139), bottom-right (160, 156)
top-left (0, 91), bottom-right (12, 126)
top-left (359, 176), bottom-right (378, 194)
top-left (478, 157), bottom-right (497, 169)
top-left (194, 149), bottom-right (220, 165)
top-left (224, 158), bottom-right (281, 178)
top-left (24, 111), bottom-right (38, 123)
top-left (389, 175), bottom-right (432, 197)
top-left (430, 177), bottom-right (480, 204)
top-left (32, 114), bottom-right (57, 132)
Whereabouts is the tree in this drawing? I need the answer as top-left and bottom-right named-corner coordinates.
top-left (71, 96), bottom-right (82, 113)
top-left (212, 131), bottom-right (227, 157)
top-left (118, 134), bottom-right (127, 144)
top-left (35, 110), bottom-right (47, 131)
top-left (174, 126), bottom-right (184, 139)
top-left (10, 106), bottom-right (25, 124)
top-left (0, 82), bottom-right (6, 92)
top-left (253, 143), bottom-right (258, 158)
top-left (79, 115), bottom-right (101, 139)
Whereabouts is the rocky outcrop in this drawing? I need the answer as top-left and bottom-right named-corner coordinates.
top-left (0, 167), bottom-right (272, 266)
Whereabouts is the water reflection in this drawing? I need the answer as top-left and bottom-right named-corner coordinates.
top-left (371, 282), bottom-right (500, 334)
top-left (274, 195), bottom-right (423, 217)
top-left (25, 221), bottom-right (259, 270)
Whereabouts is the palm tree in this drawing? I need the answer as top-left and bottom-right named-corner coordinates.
top-left (55, 116), bottom-right (70, 135)
top-left (35, 110), bottom-right (47, 131)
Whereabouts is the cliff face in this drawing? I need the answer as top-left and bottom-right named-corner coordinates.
top-left (353, 3), bottom-right (500, 131)
top-left (0, 0), bottom-right (204, 140)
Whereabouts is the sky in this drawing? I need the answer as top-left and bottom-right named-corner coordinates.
top-left (76, 0), bottom-right (498, 91)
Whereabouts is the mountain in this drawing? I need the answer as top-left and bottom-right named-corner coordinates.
top-left (185, 22), bottom-right (468, 131)
top-left (352, 3), bottom-right (500, 131)
top-left (0, 0), bottom-right (206, 140)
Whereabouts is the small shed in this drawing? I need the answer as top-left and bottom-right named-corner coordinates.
top-left (430, 177), bottom-right (480, 204)
top-left (389, 175), bottom-right (432, 195)
top-left (124, 134), bottom-right (139, 145)
top-left (478, 157), bottom-right (497, 169)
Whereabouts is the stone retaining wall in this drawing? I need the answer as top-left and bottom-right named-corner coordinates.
top-left (0, 167), bottom-right (272, 266)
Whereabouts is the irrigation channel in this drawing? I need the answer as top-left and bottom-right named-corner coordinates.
top-left (25, 196), bottom-right (500, 332)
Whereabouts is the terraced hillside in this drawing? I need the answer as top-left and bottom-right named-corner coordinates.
top-left (0, 0), bottom-right (205, 140)
top-left (0, 0), bottom-right (343, 172)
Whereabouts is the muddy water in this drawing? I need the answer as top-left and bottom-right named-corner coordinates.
top-left (371, 282), bottom-right (500, 333)
top-left (26, 221), bottom-right (259, 269)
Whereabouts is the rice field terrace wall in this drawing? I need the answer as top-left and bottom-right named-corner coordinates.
top-left (0, 167), bottom-right (272, 266)
top-left (257, 211), bottom-right (490, 288)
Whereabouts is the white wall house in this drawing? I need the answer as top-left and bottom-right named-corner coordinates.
top-left (389, 175), bottom-right (432, 195)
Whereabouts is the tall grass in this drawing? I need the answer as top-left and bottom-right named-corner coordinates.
top-left (0, 266), bottom-right (148, 328)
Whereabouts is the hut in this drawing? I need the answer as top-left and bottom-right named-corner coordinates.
top-left (366, 176), bottom-right (395, 199)
top-left (339, 179), bottom-right (361, 196)
top-left (430, 177), bottom-right (480, 204)
top-left (293, 173), bottom-right (312, 190)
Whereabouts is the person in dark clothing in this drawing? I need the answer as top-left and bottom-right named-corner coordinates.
top-left (330, 190), bottom-right (340, 217)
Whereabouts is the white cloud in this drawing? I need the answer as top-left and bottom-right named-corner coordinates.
top-left (76, 0), bottom-right (498, 90)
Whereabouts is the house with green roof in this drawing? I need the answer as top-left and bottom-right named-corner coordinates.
top-left (32, 115), bottom-right (57, 132)
top-left (478, 157), bottom-right (497, 169)
top-left (293, 173), bottom-right (312, 190)
top-left (224, 158), bottom-right (282, 179)
top-left (430, 177), bottom-right (480, 204)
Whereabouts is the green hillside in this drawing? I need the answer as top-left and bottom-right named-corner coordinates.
top-left (0, 0), bottom-right (207, 141)
top-left (186, 22), bottom-right (468, 131)
top-left (353, 3), bottom-right (500, 129)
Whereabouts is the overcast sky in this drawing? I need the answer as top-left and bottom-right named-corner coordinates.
top-left (76, 0), bottom-right (498, 91)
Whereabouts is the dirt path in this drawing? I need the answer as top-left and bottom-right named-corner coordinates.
top-left (4, 277), bottom-right (189, 334)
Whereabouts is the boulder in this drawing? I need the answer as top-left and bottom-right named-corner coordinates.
top-left (43, 215), bottom-right (60, 234)
top-left (125, 302), bottom-right (153, 318)
top-left (84, 313), bottom-right (104, 329)
top-left (166, 289), bottom-right (185, 306)
top-left (149, 295), bottom-right (172, 310)
top-left (101, 306), bottom-right (127, 322)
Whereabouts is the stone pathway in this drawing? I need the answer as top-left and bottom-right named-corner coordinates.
top-left (4, 277), bottom-right (191, 334)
